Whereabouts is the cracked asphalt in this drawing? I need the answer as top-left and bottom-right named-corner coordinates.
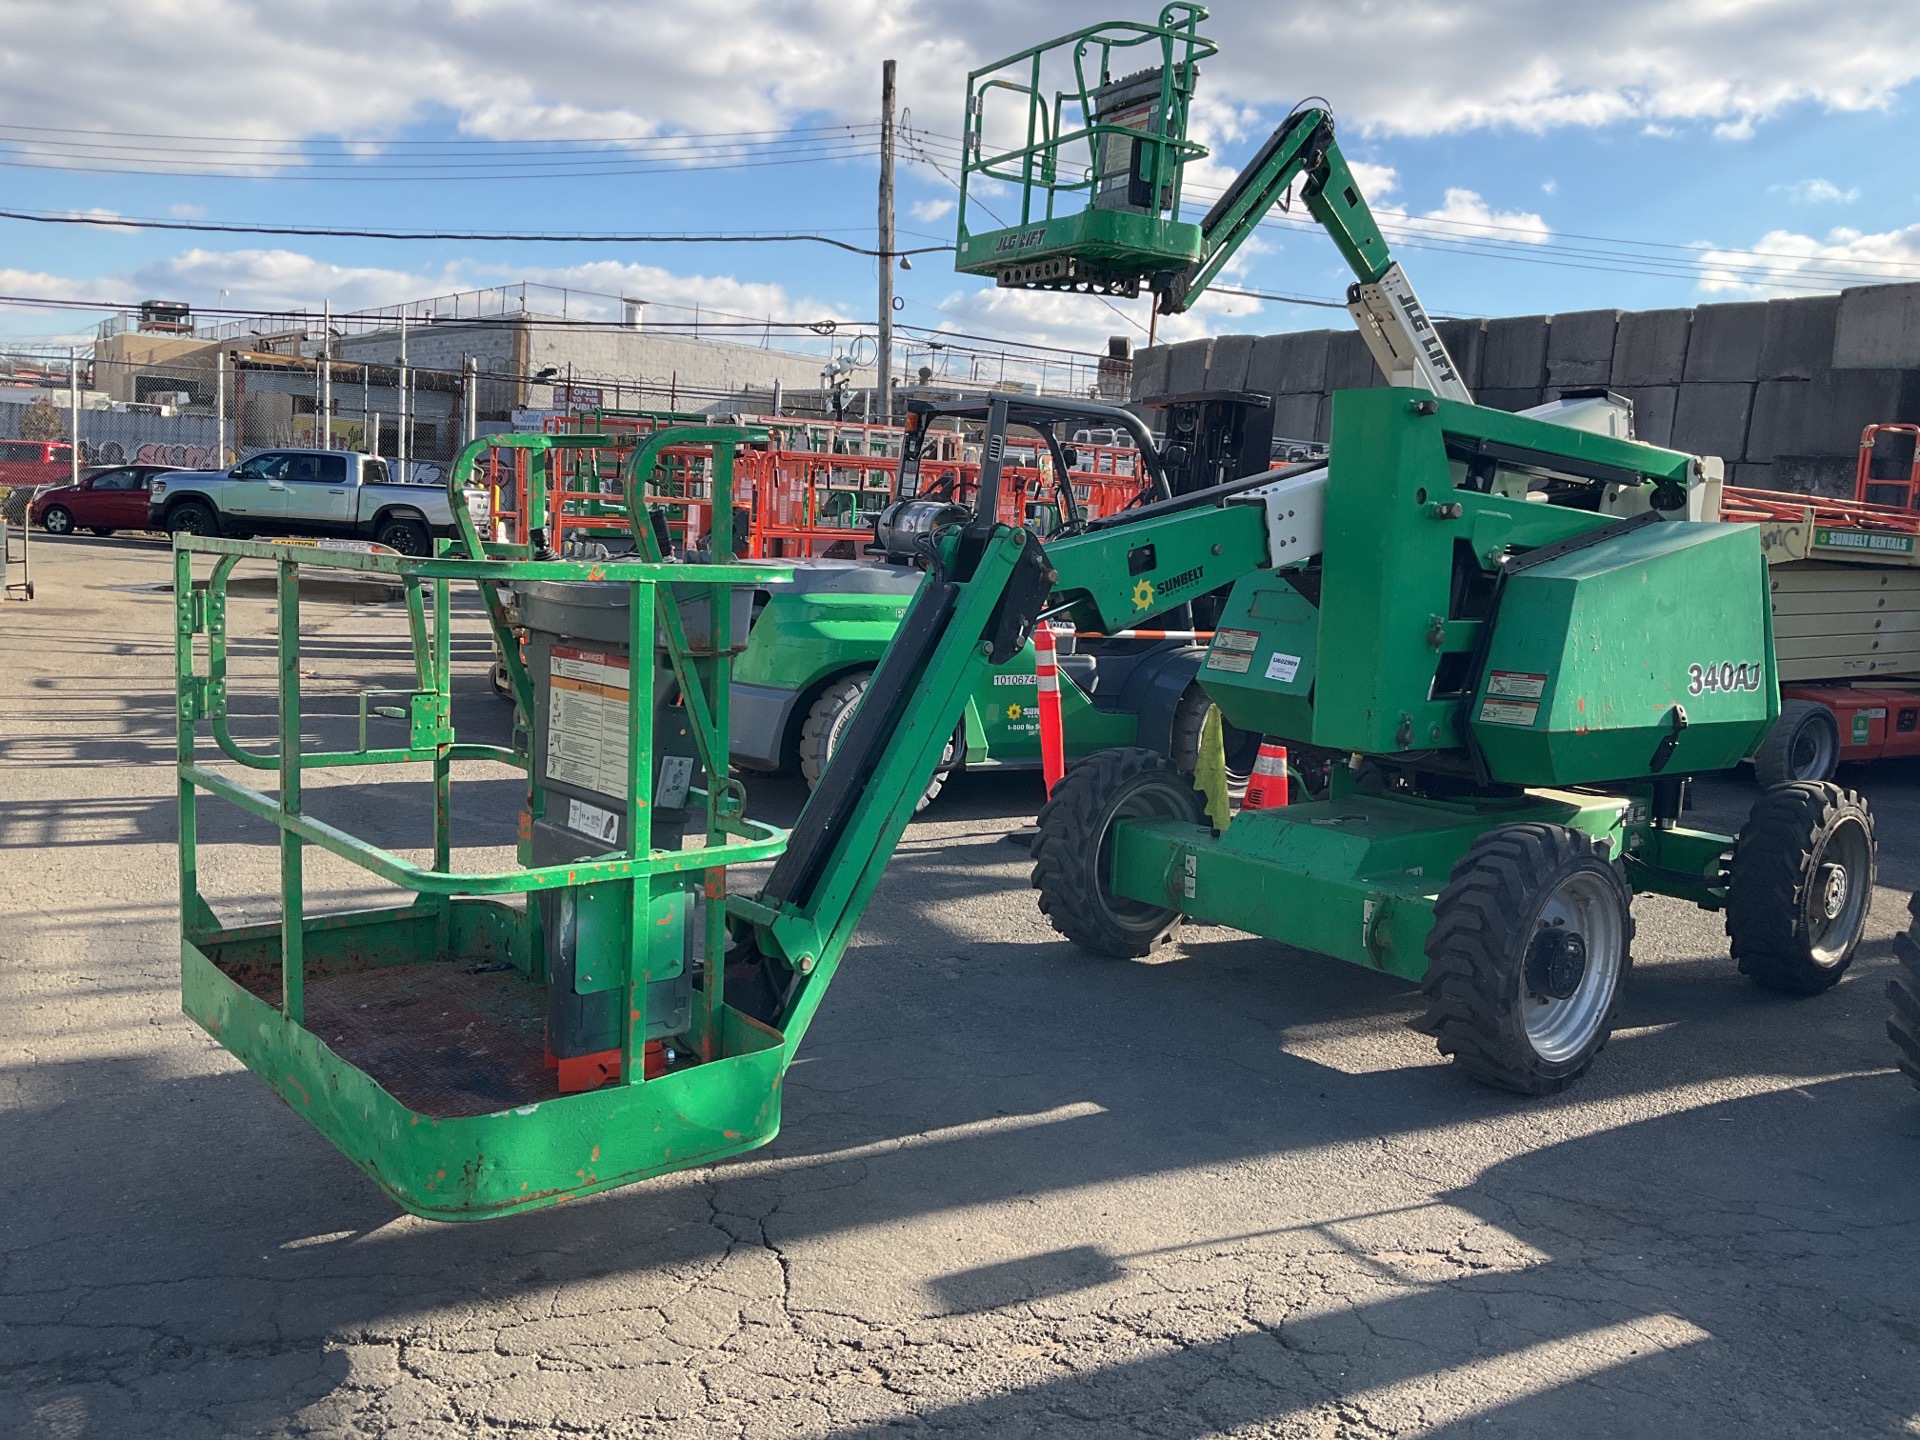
top-left (3, 534), bottom-right (1919, 1439)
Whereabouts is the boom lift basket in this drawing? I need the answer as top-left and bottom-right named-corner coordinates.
top-left (173, 428), bottom-right (798, 1220)
top-left (955, 4), bottom-right (1215, 294)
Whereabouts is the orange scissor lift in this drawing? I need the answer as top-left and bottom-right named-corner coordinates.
top-left (476, 409), bottom-right (1152, 560)
top-left (1719, 434), bottom-right (1920, 782)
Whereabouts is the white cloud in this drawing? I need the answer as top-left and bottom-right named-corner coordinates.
top-left (1348, 162), bottom-right (1400, 199)
top-left (0, 247), bottom-right (845, 343)
top-left (1774, 178), bottom-right (1861, 205)
top-left (1405, 188), bottom-right (1551, 244)
top-left (908, 197), bottom-right (955, 223)
top-left (1693, 224), bottom-right (1920, 295)
top-left (498, 260), bottom-right (850, 328)
top-left (0, 1), bottom-right (1907, 152)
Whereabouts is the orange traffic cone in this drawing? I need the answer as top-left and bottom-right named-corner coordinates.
top-left (1241, 740), bottom-right (1289, 810)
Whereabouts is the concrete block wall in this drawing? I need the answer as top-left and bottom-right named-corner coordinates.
top-left (1131, 280), bottom-right (1920, 496)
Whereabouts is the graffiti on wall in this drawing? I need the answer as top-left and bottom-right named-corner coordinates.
top-left (80, 439), bottom-right (219, 469)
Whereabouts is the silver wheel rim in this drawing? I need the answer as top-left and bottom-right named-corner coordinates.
top-left (46, 510), bottom-right (70, 533)
top-left (823, 677), bottom-right (952, 799)
top-left (1806, 815), bottom-right (1871, 966)
top-left (1523, 870), bottom-right (1625, 1064)
top-left (823, 681), bottom-right (865, 760)
top-left (1788, 718), bottom-right (1836, 781)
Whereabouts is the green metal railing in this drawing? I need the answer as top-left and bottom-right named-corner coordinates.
top-left (176, 428), bottom-right (787, 1106)
top-left (958, 5), bottom-right (1215, 235)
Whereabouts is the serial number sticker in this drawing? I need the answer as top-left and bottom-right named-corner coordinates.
top-left (1206, 650), bottom-right (1254, 674)
top-left (566, 798), bottom-right (619, 845)
top-left (1685, 660), bottom-right (1764, 696)
top-left (1487, 670), bottom-right (1547, 700)
top-left (1478, 698), bottom-right (1540, 727)
top-left (1212, 628), bottom-right (1260, 652)
top-left (1265, 652), bottom-right (1303, 683)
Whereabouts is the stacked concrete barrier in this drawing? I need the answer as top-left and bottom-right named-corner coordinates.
top-left (1133, 281), bottom-right (1920, 497)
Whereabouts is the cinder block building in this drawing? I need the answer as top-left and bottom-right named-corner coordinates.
top-left (1134, 281), bottom-right (1920, 496)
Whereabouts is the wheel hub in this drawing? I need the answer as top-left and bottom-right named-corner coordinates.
top-left (1527, 926), bottom-right (1588, 1001)
top-left (1817, 862), bottom-right (1848, 921)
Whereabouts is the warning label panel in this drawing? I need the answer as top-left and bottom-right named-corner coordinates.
top-left (1206, 628), bottom-right (1260, 673)
top-left (547, 645), bottom-right (630, 797)
top-left (1478, 698), bottom-right (1540, 727)
top-left (1487, 671), bottom-right (1548, 700)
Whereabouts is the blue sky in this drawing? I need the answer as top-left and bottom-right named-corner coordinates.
top-left (1, 0), bottom-right (1916, 378)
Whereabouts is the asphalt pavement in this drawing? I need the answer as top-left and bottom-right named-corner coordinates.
top-left (2, 533), bottom-right (1917, 1439)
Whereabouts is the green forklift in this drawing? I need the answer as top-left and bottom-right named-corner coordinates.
top-left (730, 394), bottom-right (1273, 805)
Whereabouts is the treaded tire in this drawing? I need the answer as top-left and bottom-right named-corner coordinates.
top-left (1031, 746), bottom-right (1204, 959)
top-left (165, 500), bottom-right (218, 538)
top-left (799, 670), bottom-right (952, 813)
top-left (1413, 823), bottom-right (1633, 1096)
top-left (1168, 685), bottom-right (1259, 783)
top-left (1888, 892), bottom-right (1920, 1091)
top-left (1752, 699), bottom-right (1840, 787)
top-left (41, 505), bottom-right (73, 535)
top-left (375, 515), bottom-right (432, 556)
top-left (1726, 782), bottom-right (1875, 994)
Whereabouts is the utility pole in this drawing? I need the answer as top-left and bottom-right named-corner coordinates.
top-left (67, 346), bottom-right (79, 487)
top-left (215, 349), bottom-right (227, 465)
top-left (320, 299), bottom-right (332, 449)
top-left (877, 57), bottom-right (896, 426)
top-left (397, 311), bottom-right (409, 479)
top-left (462, 356), bottom-right (477, 449)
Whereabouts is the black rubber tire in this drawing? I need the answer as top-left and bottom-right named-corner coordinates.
top-left (1752, 699), bottom-right (1840, 787)
top-left (41, 505), bottom-right (73, 535)
top-left (1168, 685), bottom-right (1259, 783)
top-left (1726, 781), bottom-right (1875, 994)
top-left (1031, 747), bottom-right (1205, 959)
top-left (798, 670), bottom-right (953, 813)
top-left (1890, 893), bottom-right (1920, 1091)
top-left (88, 527), bottom-right (117, 537)
top-left (1413, 823), bottom-right (1634, 1095)
top-left (165, 501), bottom-right (218, 538)
top-left (375, 514), bottom-right (432, 556)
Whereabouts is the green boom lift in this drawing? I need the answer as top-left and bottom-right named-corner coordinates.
top-left (172, 10), bottom-right (1876, 1219)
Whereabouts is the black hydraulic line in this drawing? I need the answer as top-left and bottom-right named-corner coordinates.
top-left (1081, 459), bottom-right (1322, 534)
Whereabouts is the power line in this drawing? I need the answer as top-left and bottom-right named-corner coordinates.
top-left (0, 208), bottom-right (957, 258)
top-left (901, 125), bottom-right (1920, 291)
top-left (0, 144), bottom-right (885, 184)
top-left (905, 125), bottom-right (1920, 278)
top-left (0, 120), bottom-right (874, 147)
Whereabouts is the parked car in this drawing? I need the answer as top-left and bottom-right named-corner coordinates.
top-left (148, 449), bottom-right (480, 555)
top-left (0, 438), bottom-right (76, 493)
top-left (30, 464), bottom-right (178, 536)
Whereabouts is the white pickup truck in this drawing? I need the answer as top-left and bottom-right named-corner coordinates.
top-left (149, 448), bottom-right (480, 556)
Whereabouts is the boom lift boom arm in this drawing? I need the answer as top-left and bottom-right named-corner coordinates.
top-left (1160, 106), bottom-right (1470, 401)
